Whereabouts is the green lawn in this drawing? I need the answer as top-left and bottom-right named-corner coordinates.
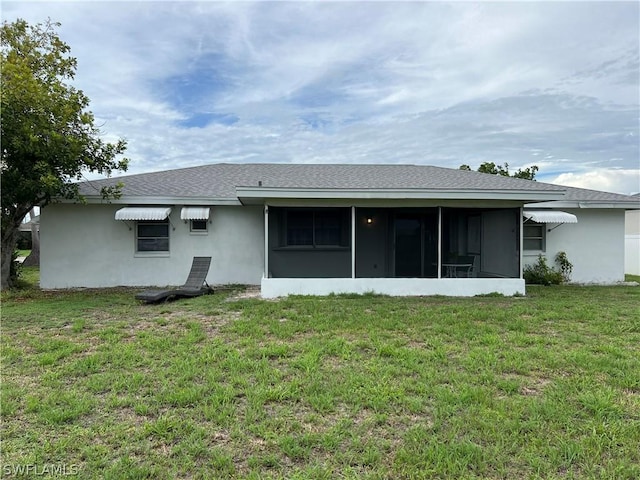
top-left (2, 268), bottom-right (639, 479)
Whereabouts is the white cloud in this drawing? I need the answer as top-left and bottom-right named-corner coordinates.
top-left (2, 1), bottom-right (638, 196)
top-left (550, 169), bottom-right (640, 195)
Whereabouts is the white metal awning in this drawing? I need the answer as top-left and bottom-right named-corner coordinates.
top-left (181, 207), bottom-right (210, 220)
top-left (115, 207), bottom-right (172, 221)
top-left (523, 210), bottom-right (578, 224)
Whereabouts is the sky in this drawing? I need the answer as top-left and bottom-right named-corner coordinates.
top-left (3, 1), bottom-right (640, 194)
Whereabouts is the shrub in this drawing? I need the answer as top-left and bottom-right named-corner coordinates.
top-left (523, 254), bottom-right (564, 285)
top-left (555, 251), bottom-right (573, 283)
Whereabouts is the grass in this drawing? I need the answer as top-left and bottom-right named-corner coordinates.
top-left (2, 268), bottom-right (639, 479)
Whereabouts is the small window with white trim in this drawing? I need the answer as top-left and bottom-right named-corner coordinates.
top-left (524, 223), bottom-right (545, 251)
top-left (190, 219), bottom-right (208, 233)
top-left (137, 220), bottom-right (170, 252)
top-left (181, 207), bottom-right (210, 234)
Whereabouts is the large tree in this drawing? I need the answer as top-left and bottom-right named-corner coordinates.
top-left (459, 162), bottom-right (538, 180)
top-left (1, 19), bottom-right (128, 289)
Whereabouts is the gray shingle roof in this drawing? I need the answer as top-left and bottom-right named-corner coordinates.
top-left (77, 163), bottom-right (638, 204)
top-left (80, 163), bottom-right (568, 197)
top-left (558, 185), bottom-right (640, 202)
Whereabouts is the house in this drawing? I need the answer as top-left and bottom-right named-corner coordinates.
top-left (39, 163), bottom-right (640, 297)
top-left (626, 194), bottom-right (640, 275)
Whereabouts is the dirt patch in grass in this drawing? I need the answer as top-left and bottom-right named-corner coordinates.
top-left (109, 406), bottom-right (149, 426)
top-left (520, 381), bottom-right (549, 396)
top-left (224, 286), bottom-right (261, 301)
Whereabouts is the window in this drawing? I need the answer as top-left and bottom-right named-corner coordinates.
top-left (524, 223), bottom-right (545, 251)
top-left (190, 219), bottom-right (208, 232)
top-left (284, 209), bottom-right (348, 247)
top-left (137, 220), bottom-right (169, 252)
top-left (287, 210), bottom-right (313, 245)
top-left (314, 210), bottom-right (342, 245)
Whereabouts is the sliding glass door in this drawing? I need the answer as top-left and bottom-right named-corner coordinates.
top-left (393, 212), bottom-right (438, 278)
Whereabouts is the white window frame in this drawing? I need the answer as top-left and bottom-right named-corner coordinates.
top-left (523, 222), bottom-right (545, 252)
top-left (136, 219), bottom-right (170, 255)
top-left (189, 219), bottom-right (208, 234)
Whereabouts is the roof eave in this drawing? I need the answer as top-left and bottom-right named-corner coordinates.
top-left (526, 200), bottom-right (640, 209)
top-left (236, 187), bottom-right (566, 203)
top-left (63, 195), bottom-right (242, 206)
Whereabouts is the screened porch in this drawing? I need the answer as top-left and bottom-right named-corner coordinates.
top-left (265, 206), bottom-right (521, 280)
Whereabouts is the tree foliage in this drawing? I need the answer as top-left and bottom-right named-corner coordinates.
top-left (1, 18), bottom-right (128, 288)
top-left (459, 162), bottom-right (538, 180)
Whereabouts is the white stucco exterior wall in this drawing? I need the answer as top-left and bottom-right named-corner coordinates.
top-left (40, 203), bottom-right (264, 288)
top-left (523, 209), bottom-right (626, 284)
top-left (40, 203), bottom-right (630, 289)
top-left (262, 277), bottom-right (525, 298)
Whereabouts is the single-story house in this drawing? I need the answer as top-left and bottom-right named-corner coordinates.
top-left (40, 163), bottom-right (640, 297)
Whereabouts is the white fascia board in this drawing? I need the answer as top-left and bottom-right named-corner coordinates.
top-left (236, 187), bottom-right (565, 202)
top-left (526, 201), bottom-right (640, 209)
top-left (264, 198), bottom-right (526, 208)
top-left (69, 195), bottom-right (242, 206)
top-left (577, 202), bottom-right (640, 209)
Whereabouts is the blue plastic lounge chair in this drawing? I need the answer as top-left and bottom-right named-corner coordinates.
top-left (135, 257), bottom-right (212, 303)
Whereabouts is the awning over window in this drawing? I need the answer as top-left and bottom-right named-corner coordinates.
top-left (181, 207), bottom-right (210, 220)
top-left (115, 207), bottom-right (171, 221)
top-left (524, 210), bottom-right (578, 224)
